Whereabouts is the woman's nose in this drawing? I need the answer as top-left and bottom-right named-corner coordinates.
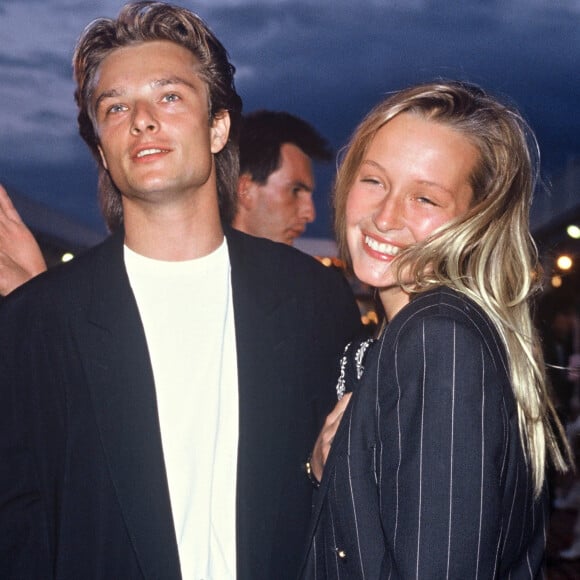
top-left (373, 192), bottom-right (403, 232)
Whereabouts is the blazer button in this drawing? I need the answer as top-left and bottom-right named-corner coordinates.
top-left (336, 548), bottom-right (347, 560)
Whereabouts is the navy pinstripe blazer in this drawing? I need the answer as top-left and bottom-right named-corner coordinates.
top-left (300, 287), bottom-right (548, 579)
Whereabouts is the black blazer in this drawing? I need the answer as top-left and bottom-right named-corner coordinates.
top-left (0, 227), bottom-right (361, 580)
top-left (300, 287), bottom-right (548, 579)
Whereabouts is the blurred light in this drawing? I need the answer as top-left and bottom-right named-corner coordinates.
top-left (556, 255), bottom-right (573, 270)
top-left (61, 252), bottom-right (74, 263)
top-left (551, 275), bottom-right (562, 288)
top-left (567, 225), bottom-right (580, 239)
top-left (315, 256), bottom-right (346, 269)
top-left (361, 311), bottom-right (379, 325)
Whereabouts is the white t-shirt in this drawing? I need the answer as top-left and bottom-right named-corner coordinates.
top-left (125, 239), bottom-right (238, 579)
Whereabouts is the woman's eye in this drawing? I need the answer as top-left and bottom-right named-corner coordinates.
top-left (163, 93), bottom-right (180, 103)
top-left (417, 196), bottom-right (436, 206)
top-left (361, 177), bottom-right (382, 186)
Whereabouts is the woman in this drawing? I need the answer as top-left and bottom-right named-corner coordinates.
top-left (300, 81), bottom-right (570, 579)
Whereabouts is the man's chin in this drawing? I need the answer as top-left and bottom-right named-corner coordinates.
top-left (287, 230), bottom-right (305, 245)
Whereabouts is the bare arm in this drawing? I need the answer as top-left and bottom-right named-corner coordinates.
top-left (0, 184), bottom-right (47, 296)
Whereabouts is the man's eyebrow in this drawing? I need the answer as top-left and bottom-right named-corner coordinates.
top-left (94, 88), bottom-right (125, 112)
top-left (292, 180), bottom-right (313, 192)
top-left (94, 77), bottom-right (199, 111)
top-left (152, 76), bottom-right (197, 90)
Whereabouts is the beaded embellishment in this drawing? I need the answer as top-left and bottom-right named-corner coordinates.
top-left (335, 338), bottom-right (375, 400)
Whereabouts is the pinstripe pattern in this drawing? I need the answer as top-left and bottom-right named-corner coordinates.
top-left (445, 323), bottom-right (457, 580)
top-left (300, 287), bottom-right (547, 580)
top-left (476, 344), bottom-right (486, 580)
top-left (416, 321), bottom-right (426, 578)
top-left (392, 335), bottom-right (402, 553)
top-left (329, 474), bottom-right (340, 578)
top-left (347, 407), bottom-right (366, 578)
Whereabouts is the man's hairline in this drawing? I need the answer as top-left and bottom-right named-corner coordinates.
top-left (82, 41), bottom-right (215, 138)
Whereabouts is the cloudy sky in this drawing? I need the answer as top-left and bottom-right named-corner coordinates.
top-left (1, 0), bottom-right (579, 240)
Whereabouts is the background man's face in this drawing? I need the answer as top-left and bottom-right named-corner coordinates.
top-left (242, 143), bottom-right (316, 245)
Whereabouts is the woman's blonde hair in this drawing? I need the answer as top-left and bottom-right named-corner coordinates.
top-left (334, 80), bottom-right (571, 495)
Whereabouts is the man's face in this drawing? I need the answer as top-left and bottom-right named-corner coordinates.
top-left (240, 143), bottom-right (316, 245)
top-left (92, 40), bottom-right (228, 212)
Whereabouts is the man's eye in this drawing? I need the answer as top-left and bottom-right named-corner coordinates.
top-left (107, 104), bottom-right (126, 114)
top-left (163, 93), bottom-right (180, 103)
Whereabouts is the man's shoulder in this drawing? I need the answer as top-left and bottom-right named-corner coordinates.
top-left (226, 228), bottom-right (360, 328)
top-left (226, 227), bottom-right (345, 285)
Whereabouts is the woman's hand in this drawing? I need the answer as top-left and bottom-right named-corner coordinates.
top-left (309, 392), bottom-right (352, 482)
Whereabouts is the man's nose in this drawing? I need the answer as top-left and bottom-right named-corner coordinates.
top-left (299, 193), bottom-right (316, 223)
top-left (130, 101), bottom-right (159, 134)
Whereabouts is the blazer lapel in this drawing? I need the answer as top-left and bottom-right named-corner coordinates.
top-left (226, 229), bottom-right (301, 572)
top-left (78, 233), bottom-right (181, 579)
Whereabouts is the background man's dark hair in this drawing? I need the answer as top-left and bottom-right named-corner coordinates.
top-left (73, 0), bottom-right (243, 231)
top-left (238, 110), bottom-right (333, 184)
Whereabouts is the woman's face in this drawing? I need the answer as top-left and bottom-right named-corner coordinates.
top-left (345, 112), bottom-right (478, 318)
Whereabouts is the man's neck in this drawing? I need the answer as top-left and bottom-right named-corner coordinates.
top-left (122, 195), bottom-right (224, 261)
top-left (230, 213), bottom-right (249, 237)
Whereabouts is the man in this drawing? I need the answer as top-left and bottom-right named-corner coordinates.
top-left (0, 3), bottom-right (361, 579)
top-left (233, 110), bottom-right (332, 245)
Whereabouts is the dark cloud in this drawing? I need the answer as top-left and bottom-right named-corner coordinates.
top-left (28, 108), bottom-right (72, 125)
top-left (0, 0), bottom-right (579, 238)
top-left (5, 152), bottom-right (103, 231)
top-left (0, 52), bottom-right (71, 78)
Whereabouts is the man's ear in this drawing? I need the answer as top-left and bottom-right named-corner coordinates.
top-left (97, 144), bottom-right (109, 170)
top-left (210, 110), bottom-right (231, 154)
top-left (236, 173), bottom-right (259, 210)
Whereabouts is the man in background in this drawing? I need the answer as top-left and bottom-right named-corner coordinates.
top-left (233, 110), bottom-right (332, 245)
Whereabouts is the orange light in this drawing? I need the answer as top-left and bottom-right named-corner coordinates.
top-left (556, 255), bottom-right (573, 270)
